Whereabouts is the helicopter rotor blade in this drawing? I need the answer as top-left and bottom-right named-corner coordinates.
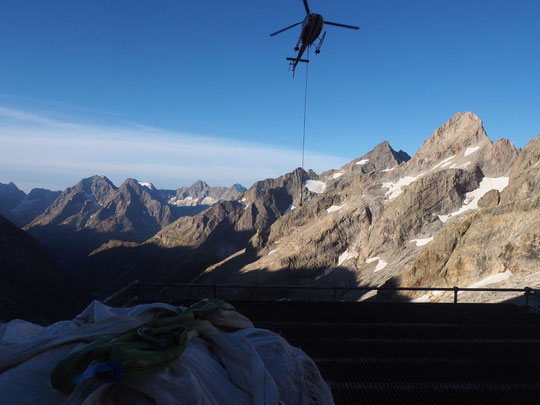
top-left (303, 0), bottom-right (310, 14)
top-left (270, 21), bottom-right (303, 37)
top-left (324, 21), bottom-right (360, 30)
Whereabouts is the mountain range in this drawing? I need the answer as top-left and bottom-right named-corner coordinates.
top-left (13, 178), bottom-right (246, 266)
top-left (1, 111), bottom-right (539, 321)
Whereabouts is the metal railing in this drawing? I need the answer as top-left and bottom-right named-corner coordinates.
top-left (104, 281), bottom-right (538, 309)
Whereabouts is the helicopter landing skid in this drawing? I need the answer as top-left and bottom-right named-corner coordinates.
top-left (315, 31), bottom-right (326, 54)
top-left (286, 57), bottom-right (310, 63)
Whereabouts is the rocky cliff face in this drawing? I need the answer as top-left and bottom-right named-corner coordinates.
top-left (400, 134), bottom-right (540, 303)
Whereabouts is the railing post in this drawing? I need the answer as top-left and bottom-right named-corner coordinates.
top-left (453, 286), bottom-right (459, 304)
top-left (524, 287), bottom-right (532, 307)
top-left (213, 284), bottom-right (217, 299)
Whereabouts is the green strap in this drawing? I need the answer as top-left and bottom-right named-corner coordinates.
top-left (51, 299), bottom-right (225, 394)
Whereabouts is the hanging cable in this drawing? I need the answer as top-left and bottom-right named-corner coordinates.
top-left (300, 46), bottom-right (310, 206)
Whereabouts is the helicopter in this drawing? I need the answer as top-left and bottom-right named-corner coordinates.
top-left (270, 0), bottom-right (359, 75)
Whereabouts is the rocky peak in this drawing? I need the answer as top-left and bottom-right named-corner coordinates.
top-left (0, 181), bottom-right (26, 217)
top-left (69, 175), bottom-right (117, 204)
top-left (364, 141), bottom-right (410, 169)
top-left (191, 180), bottom-right (209, 191)
top-left (477, 138), bottom-right (518, 177)
top-left (26, 188), bottom-right (57, 200)
top-left (88, 175), bottom-right (117, 205)
top-left (232, 183), bottom-right (246, 192)
top-left (0, 181), bottom-right (24, 193)
top-left (170, 180), bottom-right (245, 207)
top-left (9, 188), bottom-right (62, 227)
top-left (26, 175), bottom-right (116, 227)
top-left (412, 112), bottom-right (492, 167)
top-left (221, 183), bottom-right (248, 201)
top-left (245, 167), bottom-right (317, 205)
top-left (121, 178), bottom-right (146, 194)
top-left (325, 141), bottom-right (410, 179)
top-left (175, 180), bottom-right (211, 200)
top-left (372, 141), bottom-right (409, 161)
top-left (501, 134), bottom-right (540, 202)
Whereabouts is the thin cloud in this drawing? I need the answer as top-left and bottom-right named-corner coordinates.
top-left (0, 106), bottom-right (347, 191)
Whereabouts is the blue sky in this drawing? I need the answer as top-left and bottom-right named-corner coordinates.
top-left (1, 0), bottom-right (539, 191)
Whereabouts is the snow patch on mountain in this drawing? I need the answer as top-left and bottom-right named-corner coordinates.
top-left (466, 271), bottom-right (512, 288)
top-left (333, 172), bottom-right (344, 179)
top-left (285, 204), bottom-right (296, 213)
top-left (327, 204), bottom-right (345, 213)
top-left (431, 155), bottom-right (455, 170)
top-left (410, 237), bottom-right (434, 246)
top-left (315, 268), bottom-right (335, 280)
top-left (338, 250), bottom-right (357, 266)
top-left (169, 196), bottom-right (193, 206)
top-left (382, 174), bottom-right (423, 200)
top-left (366, 257), bottom-right (387, 272)
top-left (438, 177), bottom-right (509, 222)
top-left (356, 159), bottom-right (369, 166)
top-left (305, 180), bottom-right (326, 194)
top-left (464, 146), bottom-right (480, 156)
top-left (449, 161), bottom-right (471, 170)
top-left (201, 197), bottom-right (217, 205)
top-left (138, 182), bottom-right (153, 189)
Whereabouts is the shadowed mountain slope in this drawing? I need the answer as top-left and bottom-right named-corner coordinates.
top-left (0, 215), bottom-right (89, 323)
top-left (76, 168), bottom-right (318, 297)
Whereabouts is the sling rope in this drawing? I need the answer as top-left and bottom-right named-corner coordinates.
top-left (300, 46), bottom-right (310, 206)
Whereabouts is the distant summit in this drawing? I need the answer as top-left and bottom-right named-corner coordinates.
top-left (168, 180), bottom-right (246, 207)
top-left (0, 182), bottom-right (61, 227)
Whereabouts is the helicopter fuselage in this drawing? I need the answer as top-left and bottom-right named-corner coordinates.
top-left (300, 13), bottom-right (324, 47)
top-left (290, 13), bottom-right (324, 71)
